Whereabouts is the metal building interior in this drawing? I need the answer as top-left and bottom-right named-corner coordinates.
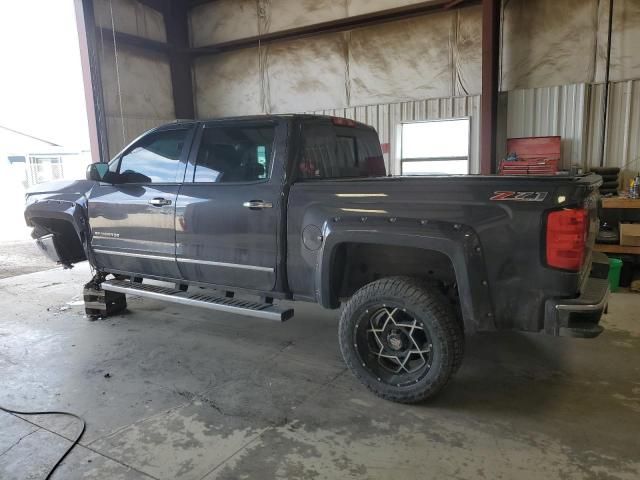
top-left (1, 0), bottom-right (640, 479)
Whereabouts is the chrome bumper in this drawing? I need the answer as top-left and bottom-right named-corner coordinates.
top-left (544, 276), bottom-right (609, 338)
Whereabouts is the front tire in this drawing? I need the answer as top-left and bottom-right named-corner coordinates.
top-left (338, 277), bottom-right (464, 403)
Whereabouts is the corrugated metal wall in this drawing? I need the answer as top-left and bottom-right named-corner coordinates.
top-left (587, 80), bottom-right (640, 176)
top-left (326, 80), bottom-right (639, 178)
top-left (312, 95), bottom-right (480, 175)
top-left (505, 84), bottom-right (589, 170)
top-left (505, 80), bottom-right (640, 179)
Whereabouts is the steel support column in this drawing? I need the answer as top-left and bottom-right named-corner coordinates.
top-left (480, 0), bottom-right (500, 174)
top-left (164, 1), bottom-right (195, 119)
top-left (74, 0), bottom-right (109, 163)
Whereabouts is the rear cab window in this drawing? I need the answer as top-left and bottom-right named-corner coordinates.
top-left (298, 120), bottom-right (386, 180)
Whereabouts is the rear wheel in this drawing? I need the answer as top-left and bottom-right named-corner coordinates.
top-left (338, 277), bottom-right (464, 403)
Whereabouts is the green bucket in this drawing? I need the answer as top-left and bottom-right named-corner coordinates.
top-left (608, 257), bottom-right (623, 293)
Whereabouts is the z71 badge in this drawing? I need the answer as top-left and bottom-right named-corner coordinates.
top-left (490, 191), bottom-right (548, 202)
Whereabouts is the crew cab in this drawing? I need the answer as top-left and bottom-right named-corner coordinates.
top-left (24, 114), bottom-right (609, 403)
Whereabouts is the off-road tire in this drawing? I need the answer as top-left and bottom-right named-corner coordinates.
top-left (339, 276), bottom-right (464, 403)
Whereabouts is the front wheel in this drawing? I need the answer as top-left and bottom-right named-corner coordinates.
top-left (338, 277), bottom-right (464, 403)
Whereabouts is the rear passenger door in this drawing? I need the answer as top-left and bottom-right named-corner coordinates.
top-left (175, 120), bottom-right (283, 291)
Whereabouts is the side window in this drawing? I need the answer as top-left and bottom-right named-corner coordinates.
top-left (193, 125), bottom-right (275, 183)
top-left (116, 129), bottom-right (189, 184)
top-left (299, 124), bottom-right (386, 180)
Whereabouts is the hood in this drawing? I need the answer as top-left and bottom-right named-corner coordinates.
top-left (25, 179), bottom-right (96, 197)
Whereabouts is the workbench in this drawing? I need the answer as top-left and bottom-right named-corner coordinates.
top-left (594, 197), bottom-right (640, 255)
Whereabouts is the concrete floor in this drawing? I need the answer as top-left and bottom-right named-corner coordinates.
top-left (0, 262), bottom-right (639, 480)
top-left (0, 240), bottom-right (56, 279)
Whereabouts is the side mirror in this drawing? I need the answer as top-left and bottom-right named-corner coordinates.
top-left (86, 163), bottom-right (109, 182)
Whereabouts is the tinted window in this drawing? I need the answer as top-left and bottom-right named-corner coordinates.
top-left (299, 126), bottom-right (386, 180)
top-left (117, 129), bottom-right (188, 183)
top-left (194, 125), bottom-right (275, 183)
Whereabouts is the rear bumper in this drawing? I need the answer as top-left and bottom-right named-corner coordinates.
top-left (544, 253), bottom-right (610, 338)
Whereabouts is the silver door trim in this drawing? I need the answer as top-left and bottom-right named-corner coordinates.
top-left (242, 200), bottom-right (273, 209)
top-left (177, 257), bottom-right (274, 272)
top-left (93, 249), bottom-right (175, 261)
top-left (93, 248), bottom-right (274, 273)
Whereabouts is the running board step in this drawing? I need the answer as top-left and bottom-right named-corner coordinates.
top-left (101, 279), bottom-right (293, 322)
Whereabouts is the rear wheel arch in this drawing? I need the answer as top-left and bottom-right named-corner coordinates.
top-left (316, 231), bottom-right (494, 334)
top-left (329, 241), bottom-right (456, 297)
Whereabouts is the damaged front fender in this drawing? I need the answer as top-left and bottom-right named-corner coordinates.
top-left (24, 180), bottom-right (98, 268)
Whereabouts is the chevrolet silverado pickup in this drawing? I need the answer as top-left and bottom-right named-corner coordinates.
top-left (24, 114), bottom-right (609, 403)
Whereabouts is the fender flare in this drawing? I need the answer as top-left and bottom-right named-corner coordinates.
top-left (314, 218), bottom-right (495, 333)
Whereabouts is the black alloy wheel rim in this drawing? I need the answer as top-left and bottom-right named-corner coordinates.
top-left (354, 304), bottom-right (434, 387)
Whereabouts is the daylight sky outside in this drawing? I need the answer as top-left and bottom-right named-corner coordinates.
top-left (0, 0), bottom-right (89, 150)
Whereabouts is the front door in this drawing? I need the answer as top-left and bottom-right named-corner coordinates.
top-left (89, 125), bottom-right (194, 279)
top-left (175, 121), bottom-right (283, 291)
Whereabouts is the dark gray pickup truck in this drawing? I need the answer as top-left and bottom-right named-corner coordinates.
top-left (24, 114), bottom-right (609, 403)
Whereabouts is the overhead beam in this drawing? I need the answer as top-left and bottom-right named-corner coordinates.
top-left (444, 0), bottom-right (468, 8)
top-left (190, 0), bottom-right (481, 56)
top-left (136, 0), bottom-right (164, 12)
top-left (480, 0), bottom-right (500, 175)
top-left (188, 0), bottom-right (223, 9)
top-left (96, 27), bottom-right (171, 54)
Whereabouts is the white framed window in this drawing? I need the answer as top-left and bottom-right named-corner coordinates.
top-left (400, 118), bottom-right (470, 175)
top-left (27, 155), bottom-right (64, 186)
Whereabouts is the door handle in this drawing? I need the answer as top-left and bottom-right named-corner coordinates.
top-left (148, 197), bottom-right (172, 207)
top-left (243, 200), bottom-right (273, 210)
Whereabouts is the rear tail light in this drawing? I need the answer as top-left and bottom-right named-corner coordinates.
top-left (546, 208), bottom-right (588, 271)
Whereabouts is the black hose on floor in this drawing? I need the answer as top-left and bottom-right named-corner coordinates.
top-left (0, 405), bottom-right (86, 480)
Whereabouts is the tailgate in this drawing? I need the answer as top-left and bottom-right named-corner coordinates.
top-left (579, 176), bottom-right (603, 289)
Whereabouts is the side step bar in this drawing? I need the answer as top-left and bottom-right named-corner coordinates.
top-left (101, 279), bottom-right (294, 322)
